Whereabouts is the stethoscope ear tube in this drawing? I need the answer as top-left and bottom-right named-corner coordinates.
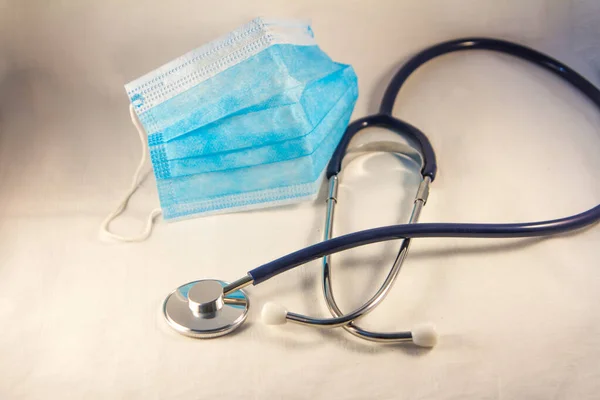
top-left (326, 114), bottom-right (438, 181)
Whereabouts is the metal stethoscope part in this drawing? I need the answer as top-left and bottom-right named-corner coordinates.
top-left (320, 145), bottom-right (431, 343)
top-left (163, 279), bottom-right (249, 338)
top-left (259, 142), bottom-right (435, 347)
top-left (163, 37), bottom-right (600, 346)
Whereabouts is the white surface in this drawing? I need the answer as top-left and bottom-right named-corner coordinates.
top-left (1, 1), bottom-right (600, 399)
top-left (262, 302), bottom-right (289, 325)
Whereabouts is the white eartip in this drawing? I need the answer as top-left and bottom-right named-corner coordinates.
top-left (411, 323), bottom-right (438, 348)
top-left (261, 302), bottom-right (288, 325)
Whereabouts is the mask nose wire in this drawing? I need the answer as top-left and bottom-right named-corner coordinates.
top-left (99, 104), bottom-right (162, 242)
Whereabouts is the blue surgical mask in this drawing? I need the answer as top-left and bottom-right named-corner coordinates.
top-left (101, 18), bottom-right (358, 241)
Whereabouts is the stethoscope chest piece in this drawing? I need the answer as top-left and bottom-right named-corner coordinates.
top-left (163, 279), bottom-right (249, 338)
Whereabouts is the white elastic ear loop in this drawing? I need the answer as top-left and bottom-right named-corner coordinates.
top-left (99, 104), bottom-right (162, 242)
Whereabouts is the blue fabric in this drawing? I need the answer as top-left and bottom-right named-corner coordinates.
top-left (151, 67), bottom-right (357, 178)
top-left (138, 45), bottom-right (342, 142)
top-left (158, 83), bottom-right (356, 219)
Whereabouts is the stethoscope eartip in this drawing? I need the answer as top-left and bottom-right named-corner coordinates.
top-left (411, 323), bottom-right (438, 348)
top-left (262, 302), bottom-right (288, 325)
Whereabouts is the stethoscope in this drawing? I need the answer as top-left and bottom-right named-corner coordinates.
top-left (163, 38), bottom-right (600, 347)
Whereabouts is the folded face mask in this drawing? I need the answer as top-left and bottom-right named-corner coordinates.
top-left (101, 18), bottom-right (358, 241)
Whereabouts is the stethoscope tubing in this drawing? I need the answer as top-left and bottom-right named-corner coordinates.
top-left (249, 37), bottom-right (600, 285)
top-left (250, 204), bottom-right (600, 284)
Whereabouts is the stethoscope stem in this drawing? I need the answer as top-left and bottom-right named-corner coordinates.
top-left (269, 177), bottom-right (429, 329)
top-left (223, 275), bottom-right (253, 295)
top-left (320, 178), bottom-right (428, 342)
top-left (257, 175), bottom-right (436, 346)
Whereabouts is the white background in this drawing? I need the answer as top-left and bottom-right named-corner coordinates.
top-left (1, 1), bottom-right (599, 399)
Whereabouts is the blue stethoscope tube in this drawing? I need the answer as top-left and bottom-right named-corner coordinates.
top-left (249, 37), bottom-right (600, 285)
top-left (326, 114), bottom-right (438, 180)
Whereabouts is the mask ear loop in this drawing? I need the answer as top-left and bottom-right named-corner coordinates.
top-left (99, 104), bottom-right (162, 242)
